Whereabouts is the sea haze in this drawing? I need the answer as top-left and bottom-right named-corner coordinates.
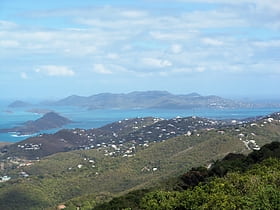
top-left (0, 102), bottom-right (279, 143)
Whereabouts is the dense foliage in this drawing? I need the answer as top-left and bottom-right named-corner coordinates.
top-left (140, 158), bottom-right (280, 209)
top-left (92, 142), bottom-right (280, 210)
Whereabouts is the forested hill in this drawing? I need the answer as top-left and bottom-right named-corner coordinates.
top-left (89, 142), bottom-right (280, 210)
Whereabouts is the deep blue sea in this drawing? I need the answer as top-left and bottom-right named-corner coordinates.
top-left (0, 101), bottom-right (279, 143)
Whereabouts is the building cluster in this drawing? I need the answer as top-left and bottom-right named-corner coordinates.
top-left (64, 116), bottom-right (227, 158)
top-left (17, 143), bottom-right (42, 151)
top-left (235, 115), bottom-right (280, 151)
top-left (0, 175), bottom-right (11, 182)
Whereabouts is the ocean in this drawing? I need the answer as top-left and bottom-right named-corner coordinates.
top-left (0, 101), bottom-right (279, 143)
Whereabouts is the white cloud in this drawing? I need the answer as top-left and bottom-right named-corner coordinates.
top-left (176, 0), bottom-right (278, 8)
top-left (0, 20), bottom-right (18, 29)
top-left (181, 10), bottom-right (248, 29)
top-left (195, 66), bottom-right (206, 72)
top-left (247, 61), bottom-right (280, 74)
top-left (252, 0), bottom-right (280, 14)
top-left (170, 44), bottom-right (183, 54)
top-left (1, 3), bottom-right (279, 83)
top-left (93, 64), bottom-right (113, 74)
top-left (142, 58), bottom-right (173, 68)
top-left (107, 53), bottom-right (119, 59)
top-left (176, 0), bottom-right (248, 3)
top-left (120, 10), bottom-right (148, 18)
top-left (76, 18), bottom-right (149, 29)
top-left (202, 38), bottom-right (224, 46)
top-left (0, 28), bottom-right (117, 57)
top-left (93, 63), bottom-right (131, 75)
top-left (169, 66), bottom-right (206, 75)
top-left (20, 72), bottom-right (28, 79)
top-left (35, 65), bottom-right (75, 77)
top-left (176, 0), bottom-right (280, 28)
top-left (253, 40), bottom-right (280, 48)
top-left (171, 68), bottom-right (193, 74)
top-left (0, 40), bottom-right (20, 48)
top-left (150, 31), bottom-right (191, 41)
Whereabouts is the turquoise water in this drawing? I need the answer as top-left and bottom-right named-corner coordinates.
top-left (0, 102), bottom-right (279, 143)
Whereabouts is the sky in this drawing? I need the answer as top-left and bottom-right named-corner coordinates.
top-left (1, 0), bottom-right (280, 100)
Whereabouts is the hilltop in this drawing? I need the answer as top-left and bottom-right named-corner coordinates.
top-left (0, 112), bottom-right (72, 136)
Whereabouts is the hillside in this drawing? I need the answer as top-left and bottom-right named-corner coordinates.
top-left (0, 115), bottom-right (244, 160)
top-left (0, 117), bottom-right (158, 159)
top-left (0, 112), bottom-right (279, 209)
top-left (49, 91), bottom-right (250, 109)
top-left (1, 111), bottom-right (279, 160)
top-left (92, 142), bottom-right (280, 210)
top-left (0, 112), bottom-right (72, 135)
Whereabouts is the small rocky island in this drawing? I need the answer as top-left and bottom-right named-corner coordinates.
top-left (8, 100), bottom-right (32, 108)
top-left (0, 112), bottom-right (72, 135)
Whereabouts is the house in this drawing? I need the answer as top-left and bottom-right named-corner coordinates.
top-left (0, 176), bottom-right (11, 182)
top-left (57, 204), bottom-right (66, 210)
top-left (185, 131), bottom-right (192, 136)
top-left (19, 171), bottom-right (29, 178)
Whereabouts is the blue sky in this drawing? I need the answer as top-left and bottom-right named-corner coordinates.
top-left (1, 0), bottom-right (280, 100)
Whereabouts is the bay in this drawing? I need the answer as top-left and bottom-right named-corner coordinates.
top-left (0, 102), bottom-right (279, 143)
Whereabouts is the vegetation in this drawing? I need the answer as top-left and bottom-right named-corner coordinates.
top-left (0, 112), bottom-right (280, 209)
top-left (140, 158), bottom-right (280, 210)
top-left (0, 128), bottom-right (247, 209)
top-left (92, 142), bottom-right (280, 210)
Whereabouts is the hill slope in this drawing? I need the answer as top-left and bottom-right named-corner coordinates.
top-left (92, 142), bottom-right (280, 210)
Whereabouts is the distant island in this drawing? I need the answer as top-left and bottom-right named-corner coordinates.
top-left (48, 91), bottom-right (253, 109)
top-left (0, 112), bottom-right (72, 135)
top-left (8, 91), bottom-right (280, 110)
top-left (8, 100), bottom-right (32, 108)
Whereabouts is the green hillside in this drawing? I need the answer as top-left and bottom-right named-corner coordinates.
top-left (0, 113), bottom-right (280, 209)
top-left (92, 142), bottom-right (280, 210)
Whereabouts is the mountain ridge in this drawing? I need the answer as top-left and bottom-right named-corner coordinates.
top-left (8, 91), bottom-right (280, 110)
top-left (48, 91), bottom-right (251, 109)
